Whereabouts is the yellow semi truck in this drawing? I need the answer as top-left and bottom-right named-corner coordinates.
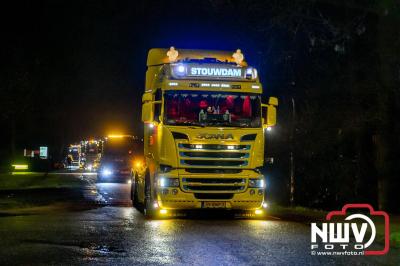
top-left (131, 47), bottom-right (278, 218)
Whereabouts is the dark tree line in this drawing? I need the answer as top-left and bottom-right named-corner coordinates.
top-left (209, 0), bottom-right (400, 212)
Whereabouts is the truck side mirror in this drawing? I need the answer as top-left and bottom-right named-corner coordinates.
top-left (268, 97), bottom-right (278, 106)
top-left (142, 92), bottom-right (153, 103)
top-left (142, 102), bottom-right (154, 123)
top-left (266, 105), bottom-right (277, 127)
top-left (262, 97), bottom-right (278, 128)
top-left (141, 92), bottom-right (162, 123)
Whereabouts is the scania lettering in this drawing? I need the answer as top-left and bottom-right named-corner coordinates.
top-left (131, 47), bottom-right (278, 218)
top-left (196, 133), bottom-right (234, 140)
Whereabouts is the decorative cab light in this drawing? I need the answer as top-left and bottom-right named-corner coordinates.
top-left (232, 49), bottom-right (244, 66)
top-left (167, 46), bottom-right (179, 62)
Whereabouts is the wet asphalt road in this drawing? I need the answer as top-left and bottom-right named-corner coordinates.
top-left (0, 173), bottom-right (398, 265)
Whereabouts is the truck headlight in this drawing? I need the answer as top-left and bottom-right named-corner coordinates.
top-left (248, 178), bottom-right (265, 188)
top-left (159, 177), bottom-right (179, 187)
top-left (102, 168), bottom-right (113, 176)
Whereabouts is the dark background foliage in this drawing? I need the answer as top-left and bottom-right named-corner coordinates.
top-left (1, 0), bottom-right (399, 212)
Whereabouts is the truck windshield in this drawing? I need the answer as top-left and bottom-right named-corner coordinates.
top-left (164, 90), bottom-right (261, 128)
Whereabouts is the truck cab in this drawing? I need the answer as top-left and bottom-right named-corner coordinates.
top-left (132, 48), bottom-right (277, 218)
top-left (98, 135), bottom-right (142, 183)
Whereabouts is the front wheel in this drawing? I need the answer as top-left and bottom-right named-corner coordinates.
top-left (132, 175), bottom-right (140, 208)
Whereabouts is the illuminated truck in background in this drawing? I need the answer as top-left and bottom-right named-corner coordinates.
top-left (67, 144), bottom-right (81, 169)
top-left (98, 135), bottom-right (142, 183)
top-left (80, 140), bottom-right (102, 171)
top-left (131, 47), bottom-right (278, 218)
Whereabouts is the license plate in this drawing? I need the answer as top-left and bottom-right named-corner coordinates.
top-left (202, 201), bottom-right (226, 208)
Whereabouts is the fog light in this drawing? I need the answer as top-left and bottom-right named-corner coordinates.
top-left (160, 209), bottom-right (167, 214)
top-left (172, 189), bottom-right (178, 195)
top-left (255, 209), bottom-right (263, 215)
top-left (258, 189), bottom-right (263, 195)
top-left (250, 189), bottom-right (255, 195)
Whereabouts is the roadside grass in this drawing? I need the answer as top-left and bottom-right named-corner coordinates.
top-left (376, 216), bottom-right (400, 249)
top-left (0, 172), bottom-right (96, 215)
top-left (268, 204), bottom-right (400, 248)
top-left (0, 172), bottom-right (85, 190)
top-left (268, 204), bottom-right (328, 225)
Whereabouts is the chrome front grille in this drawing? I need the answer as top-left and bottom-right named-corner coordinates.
top-left (180, 151), bottom-right (248, 159)
top-left (181, 177), bottom-right (246, 193)
top-left (179, 144), bottom-right (249, 150)
top-left (178, 143), bottom-right (251, 167)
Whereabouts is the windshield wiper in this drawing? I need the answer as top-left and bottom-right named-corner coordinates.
top-left (206, 121), bottom-right (255, 128)
top-left (169, 121), bottom-right (206, 127)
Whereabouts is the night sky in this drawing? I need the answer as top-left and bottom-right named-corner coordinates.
top-left (1, 1), bottom-right (280, 152)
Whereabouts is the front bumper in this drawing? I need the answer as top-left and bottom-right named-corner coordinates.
top-left (156, 169), bottom-right (265, 210)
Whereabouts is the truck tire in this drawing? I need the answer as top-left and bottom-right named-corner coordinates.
top-left (132, 176), bottom-right (140, 208)
top-left (143, 177), bottom-right (156, 219)
top-left (130, 175), bottom-right (134, 201)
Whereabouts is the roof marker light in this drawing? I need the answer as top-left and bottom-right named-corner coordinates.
top-left (252, 85), bottom-right (260, 89)
top-left (177, 65), bottom-right (185, 73)
top-left (167, 46), bottom-right (179, 62)
top-left (221, 84), bottom-right (230, 88)
top-left (211, 84), bottom-right (220, 87)
top-left (232, 49), bottom-right (244, 66)
top-left (169, 82), bottom-right (178, 86)
top-left (201, 83), bottom-right (210, 87)
top-left (108, 134), bottom-right (124, 138)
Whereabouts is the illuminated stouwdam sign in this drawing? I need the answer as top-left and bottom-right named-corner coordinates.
top-left (188, 66), bottom-right (242, 78)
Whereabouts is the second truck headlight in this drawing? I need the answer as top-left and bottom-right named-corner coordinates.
top-left (102, 168), bottom-right (113, 176)
top-left (159, 177), bottom-right (179, 187)
top-left (248, 178), bottom-right (265, 188)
